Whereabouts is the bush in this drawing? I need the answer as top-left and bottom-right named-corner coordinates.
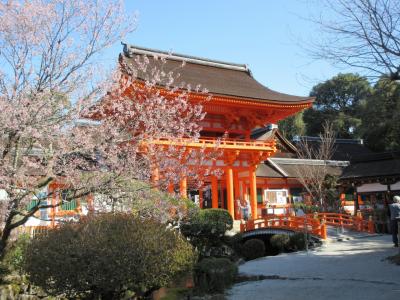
top-left (180, 209), bottom-right (233, 257)
top-left (23, 214), bottom-right (196, 299)
top-left (194, 257), bottom-right (238, 294)
top-left (289, 233), bottom-right (307, 251)
top-left (0, 264), bottom-right (10, 283)
top-left (227, 233), bottom-right (244, 257)
top-left (241, 239), bottom-right (265, 261)
top-left (270, 234), bottom-right (290, 253)
top-left (4, 234), bottom-right (30, 275)
top-left (293, 202), bottom-right (320, 214)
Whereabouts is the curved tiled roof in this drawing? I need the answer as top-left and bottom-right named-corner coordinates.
top-left (340, 151), bottom-right (400, 180)
top-left (121, 44), bottom-right (314, 105)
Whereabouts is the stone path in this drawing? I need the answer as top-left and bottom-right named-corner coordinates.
top-left (226, 231), bottom-right (400, 300)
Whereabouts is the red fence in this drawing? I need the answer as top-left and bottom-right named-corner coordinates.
top-left (309, 213), bottom-right (375, 234)
top-left (240, 213), bottom-right (375, 239)
top-left (240, 215), bottom-right (327, 239)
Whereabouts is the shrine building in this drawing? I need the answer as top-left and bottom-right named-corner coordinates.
top-left (121, 45), bottom-right (314, 220)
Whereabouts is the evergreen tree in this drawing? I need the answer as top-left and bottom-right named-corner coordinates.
top-left (361, 78), bottom-right (400, 152)
top-left (278, 111), bottom-right (305, 140)
top-left (304, 73), bottom-right (371, 139)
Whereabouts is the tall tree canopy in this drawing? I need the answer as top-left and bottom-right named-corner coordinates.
top-left (361, 78), bottom-right (400, 152)
top-left (278, 111), bottom-right (305, 140)
top-left (304, 73), bottom-right (371, 138)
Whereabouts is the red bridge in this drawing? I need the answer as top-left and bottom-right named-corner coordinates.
top-left (240, 213), bottom-right (375, 239)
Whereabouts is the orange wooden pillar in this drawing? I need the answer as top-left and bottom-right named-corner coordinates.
top-left (51, 187), bottom-right (56, 228)
top-left (168, 183), bottom-right (174, 194)
top-left (211, 176), bottom-right (219, 208)
top-left (199, 189), bottom-right (203, 208)
top-left (226, 167), bottom-right (235, 217)
top-left (151, 167), bottom-right (159, 186)
top-left (180, 177), bottom-right (187, 198)
top-left (234, 171), bottom-right (241, 220)
top-left (249, 167), bottom-right (258, 219)
top-left (87, 194), bottom-right (94, 213)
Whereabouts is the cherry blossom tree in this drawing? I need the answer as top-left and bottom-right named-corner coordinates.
top-left (0, 0), bottom-right (208, 258)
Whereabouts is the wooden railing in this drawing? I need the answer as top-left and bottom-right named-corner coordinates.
top-left (309, 213), bottom-right (375, 234)
top-left (240, 215), bottom-right (327, 239)
top-left (146, 137), bottom-right (276, 151)
top-left (240, 212), bottom-right (376, 239)
top-left (18, 226), bottom-right (52, 238)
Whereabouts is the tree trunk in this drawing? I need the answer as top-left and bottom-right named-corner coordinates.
top-left (0, 225), bottom-right (13, 260)
top-left (0, 209), bottom-right (18, 260)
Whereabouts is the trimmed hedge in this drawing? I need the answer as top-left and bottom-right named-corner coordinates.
top-left (241, 239), bottom-right (265, 261)
top-left (289, 233), bottom-right (307, 251)
top-left (194, 257), bottom-right (238, 293)
top-left (270, 234), bottom-right (290, 252)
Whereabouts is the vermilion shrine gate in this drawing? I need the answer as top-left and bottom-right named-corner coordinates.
top-left (19, 45), bottom-right (377, 239)
top-left (121, 45), bottom-right (313, 220)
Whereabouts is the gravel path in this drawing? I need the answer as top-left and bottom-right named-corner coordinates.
top-left (226, 232), bottom-right (400, 300)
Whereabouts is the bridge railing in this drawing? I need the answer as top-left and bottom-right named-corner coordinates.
top-left (308, 213), bottom-right (375, 234)
top-left (240, 215), bottom-right (327, 239)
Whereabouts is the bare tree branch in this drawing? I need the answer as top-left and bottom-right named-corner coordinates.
top-left (294, 122), bottom-right (336, 208)
top-left (311, 0), bottom-right (400, 80)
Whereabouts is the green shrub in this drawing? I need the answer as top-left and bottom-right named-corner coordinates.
top-left (180, 209), bottom-right (233, 257)
top-left (227, 233), bottom-right (244, 257)
top-left (0, 263), bottom-right (10, 283)
top-left (293, 202), bottom-right (320, 214)
top-left (241, 239), bottom-right (265, 261)
top-left (4, 234), bottom-right (30, 275)
top-left (270, 234), bottom-right (290, 253)
top-left (289, 233), bottom-right (307, 251)
top-left (23, 214), bottom-right (197, 299)
top-left (194, 257), bottom-right (238, 294)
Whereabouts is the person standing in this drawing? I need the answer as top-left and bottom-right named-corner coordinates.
top-left (241, 199), bottom-right (251, 221)
top-left (389, 195), bottom-right (400, 247)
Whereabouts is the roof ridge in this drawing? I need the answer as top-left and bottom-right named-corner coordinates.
top-left (351, 151), bottom-right (400, 163)
top-left (122, 43), bottom-right (250, 73)
top-left (294, 136), bottom-right (363, 145)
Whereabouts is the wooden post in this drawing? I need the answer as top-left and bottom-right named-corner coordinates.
top-left (398, 221), bottom-right (400, 255)
top-left (180, 177), bottom-right (187, 199)
top-left (199, 189), bottom-right (203, 208)
top-left (353, 184), bottom-right (359, 216)
top-left (234, 171), bottom-right (241, 220)
top-left (151, 166), bottom-right (159, 186)
top-left (51, 187), bottom-right (56, 229)
top-left (356, 210), bottom-right (363, 231)
top-left (168, 183), bottom-right (174, 194)
top-left (211, 176), bottom-right (219, 208)
top-left (368, 216), bottom-right (375, 233)
top-left (249, 167), bottom-right (258, 219)
top-left (321, 217), bottom-right (327, 240)
top-left (226, 167), bottom-right (235, 217)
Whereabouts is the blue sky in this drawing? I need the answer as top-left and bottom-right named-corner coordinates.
top-left (104, 0), bottom-right (355, 97)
